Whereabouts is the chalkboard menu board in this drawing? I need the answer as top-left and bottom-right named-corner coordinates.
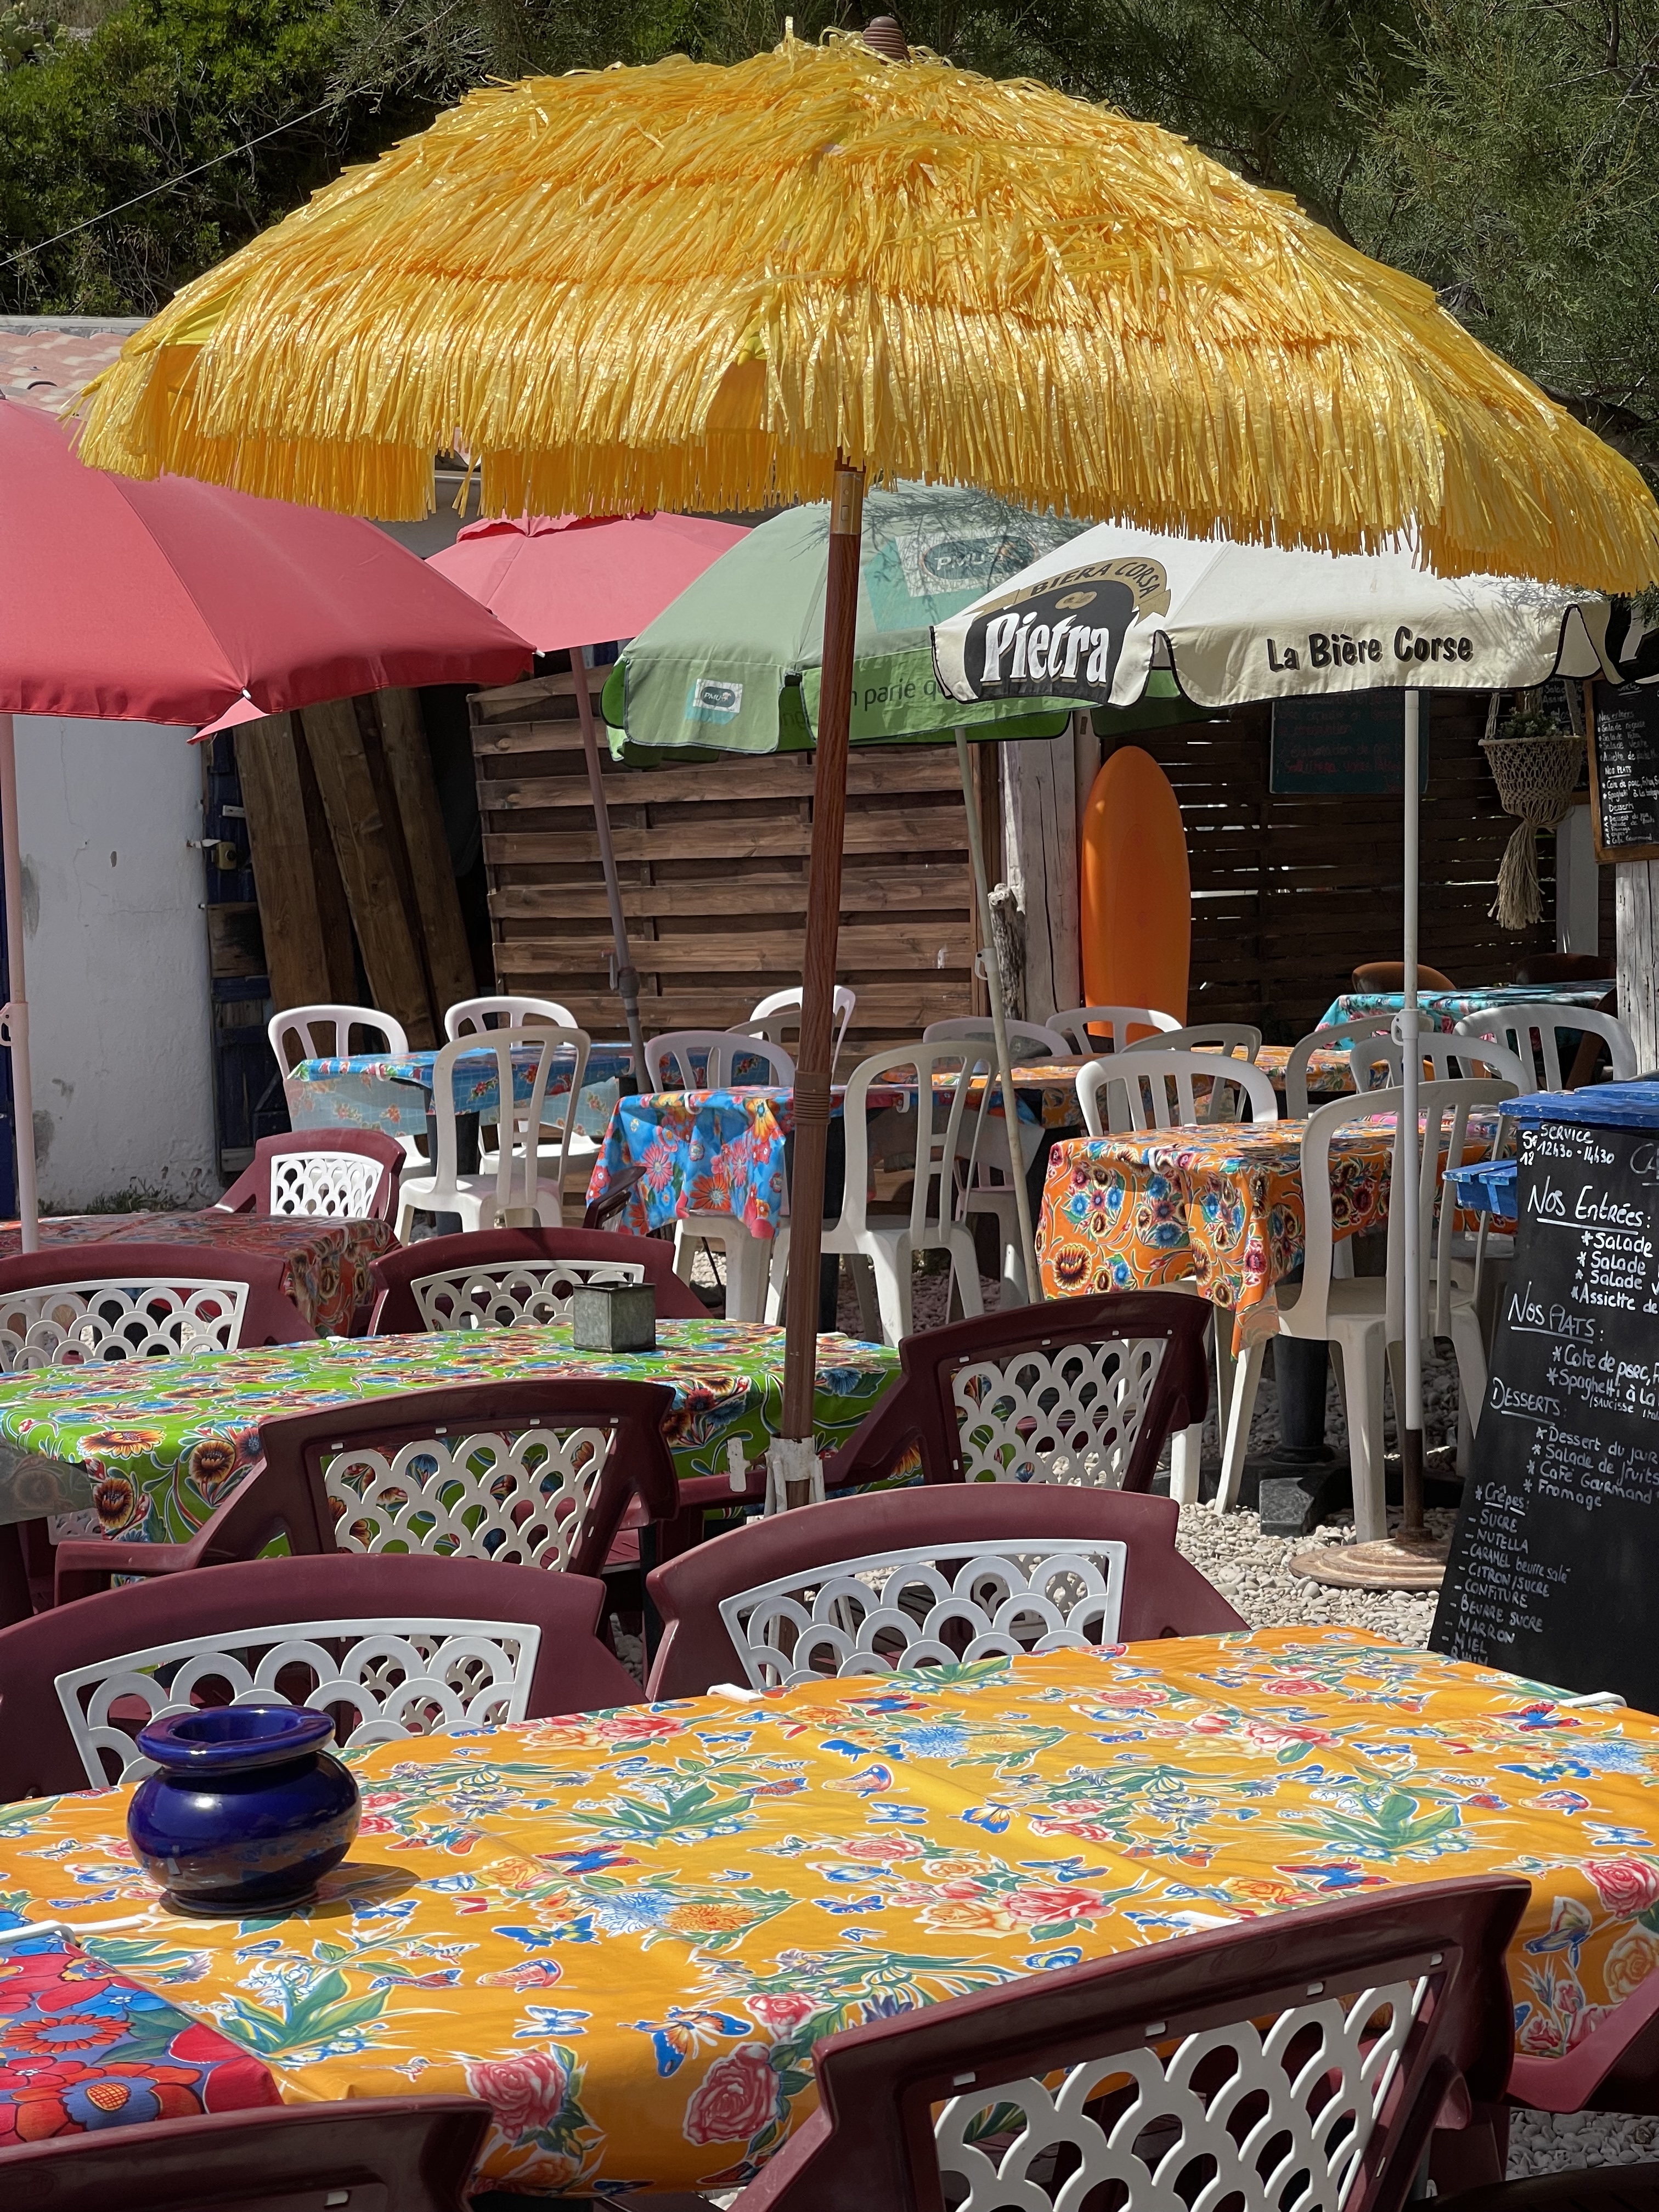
top-left (1269, 692), bottom-right (1431, 795)
top-left (1431, 1118), bottom-right (1659, 1707)
top-left (1590, 681), bottom-right (1659, 859)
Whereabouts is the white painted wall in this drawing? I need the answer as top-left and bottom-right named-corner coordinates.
top-left (15, 715), bottom-right (216, 1209)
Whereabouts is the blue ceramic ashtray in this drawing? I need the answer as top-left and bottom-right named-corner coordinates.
top-left (127, 1703), bottom-right (360, 1918)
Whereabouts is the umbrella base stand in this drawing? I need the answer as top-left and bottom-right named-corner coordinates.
top-left (1289, 1533), bottom-right (1449, 1590)
top-left (765, 1437), bottom-right (823, 1515)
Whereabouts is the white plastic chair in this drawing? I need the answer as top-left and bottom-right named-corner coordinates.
top-left (1368, 1028), bottom-right (1534, 1093)
top-left (1282, 1017), bottom-right (1398, 1119)
top-left (767, 1041), bottom-right (992, 1344)
top-left (923, 1014), bottom-right (1073, 1060)
top-left (1454, 1002), bottom-right (1636, 1090)
top-left (1215, 1079), bottom-right (1513, 1538)
top-left (1048, 1005), bottom-right (1181, 1055)
top-left (395, 1026), bottom-right (586, 1237)
top-left (444, 994), bottom-right (579, 1038)
top-left (642, 1030), bottom-right (797, 1321)
top-left (746, 986), bottom-right (856, 1073)
top-left (1078, 1048), bottom-right (1279, 1134)
top-left (1123, 1021), bottom-right (1263, 1060)
top-left (267, 1003), bottom-right (410, 1076)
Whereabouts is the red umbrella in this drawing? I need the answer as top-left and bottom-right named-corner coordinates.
top-left (0, 402), bottom-right (533, 1246)
top-left (427, 511), bottom-right (747, 652)
top-left (428, 512), bottom-right (749, 1065)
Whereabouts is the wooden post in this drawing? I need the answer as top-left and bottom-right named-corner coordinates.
top-left (1000, 719), bottom-right (1082, 1023)
top-left (376, 687), bottom-right (477, 1014)
top-left (299, 696), bottom-right (436, 1046)
top-left (236, 710), bottom-right (356, 1011)
top-left (1617, 861), bottom-right (1659, 1068)
top-left (777, 460), bottom-right (864, 1483)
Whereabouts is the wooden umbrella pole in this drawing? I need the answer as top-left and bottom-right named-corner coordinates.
top-left (776, 459), bottom-right (864, 1497)
top-left (572, 646), bottom-right (647, 1077)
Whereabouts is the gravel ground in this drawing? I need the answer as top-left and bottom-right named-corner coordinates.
top-left (686, 1247), bottom-right (1649, 2178)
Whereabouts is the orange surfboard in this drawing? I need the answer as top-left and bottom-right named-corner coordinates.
top-left (1080, 746), bottom-right (1190, 1025)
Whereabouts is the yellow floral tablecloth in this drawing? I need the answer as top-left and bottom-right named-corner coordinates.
top-left (2, 1629), bottom-right (1657, 2193)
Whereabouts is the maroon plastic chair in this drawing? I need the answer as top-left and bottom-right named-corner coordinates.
top-left (0, 2095), bottom-right (489, 2209)
top-left (55, 1378), bottom-right (681, 1604)
top-left (0, 1553), bottom-right (645, 1800)
top-left (725, 1876), bottom-right (1527, 2212)
top-left (645, 1482), bottom-right (1244, 1699)
top-left (215, 1129), bottom-right (405, 1223)
top-left (821, 1291), bottom-right (1211, 1494)
top-left (368, 1224), bottom-right (706, 1333)
top-left (0, 1243), bottom-right (314, 1362)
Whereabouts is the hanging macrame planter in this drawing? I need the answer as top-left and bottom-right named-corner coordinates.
top-left (1481, 725), bottom-right (1585, 930)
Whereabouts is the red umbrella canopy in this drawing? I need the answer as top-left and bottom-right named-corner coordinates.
top-left (428, 511), bottom-right (749, 651)
top-left (1, 403), bottom-right (531, 725)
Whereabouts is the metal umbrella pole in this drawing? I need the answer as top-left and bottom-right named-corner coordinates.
top-left (955, 728), bottom-right (1042, 1302)
top-left (1398, 686), bottom-right (1426, 1534)
top-left (0, 715), bottom-right (36, 1251)
top-left (572, 645), bottom-right (647, 1077)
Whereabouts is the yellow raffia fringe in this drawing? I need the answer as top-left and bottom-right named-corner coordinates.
top-left (78, 35), bottom-right (1659, 588)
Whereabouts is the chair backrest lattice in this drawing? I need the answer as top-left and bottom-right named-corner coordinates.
top-left (932, 1973), bottom-right (1427, 2212)
top-left (923, 1015), bottom-right (1074, 1062)
top-left (410, 1259), bottom-right (648, 1332)
top-left (268, 1150), bottom-right (387, 1220)
top-left (1454, 1003), bottom-right (1637, 1092)
top-left (268, 1003), bottom-right (410, 1076)
top-left (644, 1030), bottom-right (796, 1090)
top-left (0, 1279), bottom-right (253, 1369)
top-left (1079, 1048), bottom-right (1279, 1134)
top-left (720, 1538), bottom-right (1128, 1689)
top-left (1048, 1005), bottom-right (1181, 1056)
top-left (951, 1334), bottom-right (1170, 1487)
top-left (323, 1423), bottom-right (619, 1571)
top-left (55, 1615), bottom-right (543, 1786)
top-left (445, 994), bottom-right (578, 1038)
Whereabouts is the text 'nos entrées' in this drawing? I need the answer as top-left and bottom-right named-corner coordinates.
top-left (1265, 628), bottom-right (1476, 672)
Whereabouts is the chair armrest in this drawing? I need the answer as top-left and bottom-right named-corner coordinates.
top-left (53, 1538), bottom-right (200, 1605)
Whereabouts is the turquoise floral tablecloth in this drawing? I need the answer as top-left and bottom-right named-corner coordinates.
top-left (0, 1320), bottom-right (897, 1544)
top-left (286, 1046), bottom-right (635, 1144)
top-left (4, 1629), bottom-right (1658, 2192)
top-left (1318, 983), bottom-right (1613, 1034)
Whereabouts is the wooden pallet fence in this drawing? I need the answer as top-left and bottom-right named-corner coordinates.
top-left (471, 668), bottom-right (994, 1058)
top-left (238, 690), bottom-right (476, 1048)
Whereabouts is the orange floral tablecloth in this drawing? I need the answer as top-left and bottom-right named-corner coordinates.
top-left (1037, 1112), bottom-right (1493, 1340)
top-left (2, 1629), bottom-right (1656, 2194)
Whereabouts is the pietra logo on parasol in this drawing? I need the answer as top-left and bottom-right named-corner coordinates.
top-left (963, 558), bottom-right (1171, 699)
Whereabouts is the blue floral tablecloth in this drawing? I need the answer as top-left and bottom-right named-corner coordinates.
top-left (285, 1045), bottom-right (636, 1143)
top-left (1319, 982), bottom-right (1614, 1034)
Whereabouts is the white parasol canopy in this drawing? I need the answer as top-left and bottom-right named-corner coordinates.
top-left (934, 523), bottom-right (1621, 1583)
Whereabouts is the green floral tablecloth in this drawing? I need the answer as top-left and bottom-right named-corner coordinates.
top-left (0, 1321), bottom-right (898, 1544)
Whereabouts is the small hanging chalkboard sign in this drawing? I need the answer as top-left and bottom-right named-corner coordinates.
top-left (1589, 681), bottom-right (1659, 861)
top-left (1431, 1097), bottom-right (1659, 1707)
top-left (1269, 692), bottom-right (1431, 795)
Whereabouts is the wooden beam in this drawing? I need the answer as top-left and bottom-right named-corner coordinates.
top-left (484, 811), bottom-right (973, 866)
top-left (376, 687), bottom-right (477, 1015)
top-left (299, 696), bottom-right (436, 1047)
top-left (235, 710), bottom-right (356, 1011)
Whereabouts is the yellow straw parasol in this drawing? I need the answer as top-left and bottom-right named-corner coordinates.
top-left (80, 32), bottom-right (1659, 1501)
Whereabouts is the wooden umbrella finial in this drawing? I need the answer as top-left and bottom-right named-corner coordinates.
top-left (862, 16), bottom-right (910, 59)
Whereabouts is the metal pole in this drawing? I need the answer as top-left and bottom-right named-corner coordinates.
top-left (0, 715), bottom-right (37, 1251)
top-left (1399, 689), bottom-right (1424, 1537)
top-left (775, 460), bottom-right (864, 1505)
top-left (573, 647), bottom-right (647, 1079)
top-left (955, 729), bottom-right (1042, 1301)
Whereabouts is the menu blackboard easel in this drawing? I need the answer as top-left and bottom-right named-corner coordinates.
top-left (1589, 681), bottom-right (1659, 861)
top-left (1431, 1103), bottom-right (1659, 1707)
